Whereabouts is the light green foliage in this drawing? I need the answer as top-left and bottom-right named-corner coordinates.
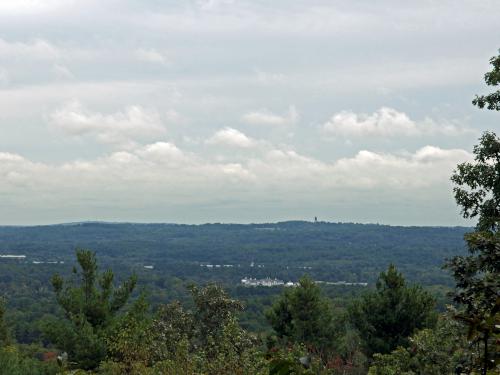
top-left (150, 300), bottom-right (193, 361)
top-left (152, 283), bottom-right (266, 374)
top-left (472, 49), bottom-right (500, 111)
top-left (0, 346), bottom-right (58, 375)
top-left (101, 283), bottom-right (267, 374)
top-left (45, 249), bottom-right (137, 370)
top-left (349, 264), bottom-right (436, 357)
top-left (104, 293), bottom-right (154, 372)
top-left (189, 283), bottom-right (243, 347)
top-left (267, 276), bottom-right (337, 356)
top-left (368, 314), bottom-right (470, 375)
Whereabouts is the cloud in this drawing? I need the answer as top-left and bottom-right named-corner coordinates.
top-left (0, 67), bottom-right (9, 86)
top-left (134, 48), bottom-right (168, 64)
top-left (0, 0), bottom-right (70, 14)
top-left (0, 142), bottom-right (471, 199)
top-left (0, 38), bottom-right (61, 60)
top-left (241, 106), bottom-right (298, 126)
top-left (332, 146), bottom-right (471, 189)
top-left (0, 139), bottom-right (473, 224)
top-left (254, 68), bottom-right (286, 84)
top-left (197, 0), bottom-right (235, 11)
top-left (206, 127), bottom-right (256, 148)
top-left (322, 107), bottom-right (475, 138)
top-left (49, 100), bottom-right (167, 147)
top-left (52, 64), bottom-right (74, 80)
top-left (135, 142), bottom-right (188, 165)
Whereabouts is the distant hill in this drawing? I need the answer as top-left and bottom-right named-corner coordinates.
top-left (0, 221), bottom-right (469, 286)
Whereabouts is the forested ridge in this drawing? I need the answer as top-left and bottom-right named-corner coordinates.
top-left (0, 222), bottom-right (467, 339)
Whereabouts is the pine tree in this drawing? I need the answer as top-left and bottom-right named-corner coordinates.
top-left (349, 265), bottom-right (436, 357)
top-left (44, 249), bottom-right (137, 370)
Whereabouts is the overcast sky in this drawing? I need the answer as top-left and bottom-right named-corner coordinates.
top-left (0, 0), bottom-right (498, 225)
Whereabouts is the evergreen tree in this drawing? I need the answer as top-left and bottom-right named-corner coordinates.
top-left (348, 265), bottom-right (436, 357)
top-left (44, 249), bottom-right (137, 370)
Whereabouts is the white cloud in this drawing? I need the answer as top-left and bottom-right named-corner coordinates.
top-left (0, 67), bottom-right (9, 86)
top-left (49, 100), bottom-right (167, 147)
top-left (197, 0), bottom-right (235, 11)
top-left (322, 107), bottom-right (475, 138)
top-left (0, 38), bottom-right (61, 60)
top-left (206, 127), bottom-right (256, 148)
top-left (52, 64), bottom-right (74, 80)
top-left (134, 48), bottom-right (168, 64)
top-left (0, 141), bottom-right (473, 223)
top-left (0, 143), bottom-right (471, 195)
top-left (135, 142), bottom-right (188, 165)
top-left (332, 147), bottom-right (471, 189)
top-left (242, 106), bottom-right (298, 126)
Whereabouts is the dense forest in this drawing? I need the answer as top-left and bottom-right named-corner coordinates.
top-left (0, 221), bottom-right (468, 338)
top-left (0, 50), bottom-right (499, 375)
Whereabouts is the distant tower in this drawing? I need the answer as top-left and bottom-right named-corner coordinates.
top-left (314, 216), bottom-right (318, 223)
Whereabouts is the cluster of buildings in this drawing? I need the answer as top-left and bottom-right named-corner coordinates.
top-left (200, 264), bottom-right (236, 268)
top-left (0, 254), bottom-right (64, 264)
top-left (241, 277), bottom-right (296, 287)
top-left (0, 254), bottom-right (26, 259)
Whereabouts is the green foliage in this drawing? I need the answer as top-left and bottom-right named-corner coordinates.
top-left (472, 49), bottom-right (500, 110)
top-left (349, 265), bottom-right (437, 357)
top-left (267, 276), bottom-right (337, 357)
top-left (0, 346), bottom-right (58, 375)
top-left (151, 283), bottom-right (266, 374)
top-left (189, 283), bottom-right (244, 349)
top-left (44, 249), bottom-right (137, 370)
top-left (104, 293), bottom-right (154, 372)
top-left (451, 131), bottom-right (500, 232)
top-left (448, 130), bottom-right (500, 374)
top-left (368, 314), bottom-right (470, 375)
top-left (102, 283), bottom-right (267, 374)
top-left (150, 300), bottom-right (193, 361)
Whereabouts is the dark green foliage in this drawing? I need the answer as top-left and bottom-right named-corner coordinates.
top-left (447, 130), bottom-right (500, 374)
top-left (349, 265), bottom-right (437, 357)
top-left (451, 131), bottom-right (500, 232)
top-left (267, 276), bottom-right (338, 358)
top-left (0, 299), bottom-right (10, 347)
top-left (0, 221), bottom-right (467, 340)
top-left (472, 49), bottom-right (500, 110)
top-left (44, 249), bottom-right (137, 370)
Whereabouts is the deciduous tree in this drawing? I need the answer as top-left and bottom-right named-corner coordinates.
top-left (448, 131), bottom-right (500, 374)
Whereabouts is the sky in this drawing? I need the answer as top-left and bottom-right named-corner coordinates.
top-left (0, 0), bottom-right (499, 226)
